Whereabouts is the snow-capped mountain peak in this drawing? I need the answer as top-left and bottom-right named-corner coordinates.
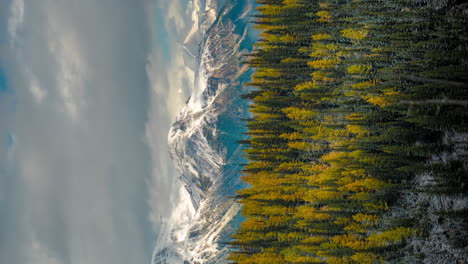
top-left (152, 1), bottom-right (255, 263)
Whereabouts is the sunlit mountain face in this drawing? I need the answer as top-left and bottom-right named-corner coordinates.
top-left (151, 0), bottom-right (258, 263)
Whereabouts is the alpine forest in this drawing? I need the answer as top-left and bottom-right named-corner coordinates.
top-left (227, 0), bottom-right (468, 263)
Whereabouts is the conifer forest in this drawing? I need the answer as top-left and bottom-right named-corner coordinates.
top-left (228, 0), bottom-right (468, 263)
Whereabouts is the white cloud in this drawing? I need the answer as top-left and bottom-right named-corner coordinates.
top-left (7, 0), bottom-right (24, 46)
top-left (143, 0), bottom-right (196, 230)
top-left (0, 0), bottom-right (160, 264)
top-left (167, 0), bottom-right (187, 32)
top-left (26, 236), bottom-right (63, 264)
top-left (28, 72), bottom-right (47, 104)
top-left (46, 7), bottom-right (89, 121)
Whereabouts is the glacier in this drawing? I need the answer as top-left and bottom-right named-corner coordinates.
top-left (151, 0), bottom-right (256, 263)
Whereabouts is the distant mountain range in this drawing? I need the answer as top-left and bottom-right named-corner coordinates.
top-left (151, 1), bottom-right (256, 263)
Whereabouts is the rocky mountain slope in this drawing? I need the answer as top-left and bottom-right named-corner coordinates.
top-left (151, 1), bottom-right (255, 263)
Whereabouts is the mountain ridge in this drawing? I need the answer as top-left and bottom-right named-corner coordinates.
top-left (151, 1), bottom-right (255, 263)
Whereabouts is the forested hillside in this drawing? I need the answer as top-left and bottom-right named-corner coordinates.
top-left (228, 0), bottom-right (468, 263)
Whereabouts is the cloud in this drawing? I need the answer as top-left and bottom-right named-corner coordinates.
top-left (0, 0), bottom-right (168, 263)
top-left (28, 72), bottom-right (46, 104)
top-left (25, 235), bottom-right (63, 264)
top-left (46, 13), bottom-right (88, 121)
top-left (7, 0), bottom-right (23, 46)
top-left (144, 0), bottom-right (196, 228)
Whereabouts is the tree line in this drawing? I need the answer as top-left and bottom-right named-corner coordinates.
top-left (228, 0), bottom-right (468, 263)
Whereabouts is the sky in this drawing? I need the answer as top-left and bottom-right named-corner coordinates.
top-left (0, 0), bottom-right (196, 263)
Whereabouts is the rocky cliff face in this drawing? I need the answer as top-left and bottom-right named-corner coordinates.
top-left (152, 1), bottom-right (255, 263)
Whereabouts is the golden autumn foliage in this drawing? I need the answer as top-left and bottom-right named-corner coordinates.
top-left (341, 28), bottom-right (369, 40)
top-left (282, 107), bottom-right (319, 120)
top-left (347, 64), bottom-right (372, 74)
top-left (283, 0), bottom-right (302, 4)
top-left (311, 71), bottom-right (334, 82)
top-left (228, 0), bottom-right (468, 263)
top-left (257, 5), bottom-right (283, 16)
top-left (253, 68), bottom-right (283, 79)
top-left (295, 81), bottom-right (319, 91)
top-left (306, 189), bottom-right (344, 202)
top-left (367, 96), bottom-right (392, 107)
top-left (308, 58), bottom-right (341, 69)
top-left (312, 33), bottom-right (332, 40)
top-left (351, 80), bottom-right (379, 89)
top-left (366, 227), bottom-right (414, 246)
top-left (281, 57), bottom-right (302, 64)
top-left (346, 124), bottom-right (370, 137)
top-left (316, 10), bottom-right (332, 21)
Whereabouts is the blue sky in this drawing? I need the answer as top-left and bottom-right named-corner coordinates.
top-left (0, 68), bottom-right (7, 92)
top-left (0, 0), bottom-right (196, 263)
